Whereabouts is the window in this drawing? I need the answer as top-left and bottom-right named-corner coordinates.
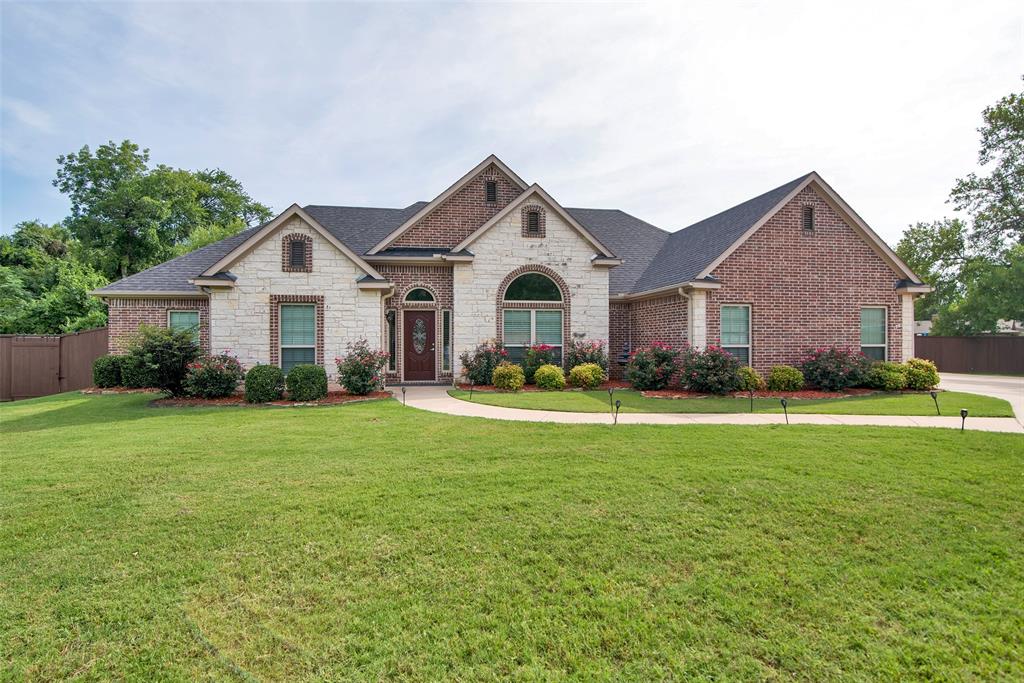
top-left (385, 310), bottom-right (397, 372)
top-left (504, 273), bottom-right (561, 301)
top-left (526, 210), bottom-right (540, 233)
top-left (289, 239), bottom-right (306, 268)
top-left (503, 309), bottom-right (562, 365)
top-left (485, 180), bottom-right (497, 203)
top-left (721, 305), bottom-right (751, 365)
top-left (405, 287), bottom-right (434, 302)
top-left (860, 307), bottom-right (887, 360)
top-left (442, 310), bottom-right (452, 372)
top-left (802, 206), bottom-right (815, 231)
top-left (168, 310), bottom-right (200, 343)
top-left (280, 304), bottom-right (315, 373)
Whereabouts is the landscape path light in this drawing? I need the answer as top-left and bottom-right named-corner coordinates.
top-left (780, 398), bottom-right (789, 425)
top-left (930, 390), bottom-right (940, 415)
top-left (607, 387), bottom-right (615, 413)
top-left (614, 399), bottom-right (621, 425)
top-left (401, 386), bottom-right (406, 406)
top-left (960, 408), bottom-right (968, 431)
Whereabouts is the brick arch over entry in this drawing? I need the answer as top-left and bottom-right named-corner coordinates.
top-left (400, 283), bottom-right (442, 308)
top-left (495, 265), bottom-right (573, 363)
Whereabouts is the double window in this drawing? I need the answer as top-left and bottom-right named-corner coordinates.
top-left (721, 305), bottom-right (751, 365)
top-left (502, 272), bottom-right (563, 365)
top-left (860, 307), bottom-right (887, 360)
top-left (280, 304), bottom-right (315, 373)
top-left (168, 310), bottom-right (200, 343)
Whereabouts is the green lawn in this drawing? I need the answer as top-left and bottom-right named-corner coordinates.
top-left (2, 393), bottom-right (1023, 680)
top-left (449, 388), bottom-right (1015, 416)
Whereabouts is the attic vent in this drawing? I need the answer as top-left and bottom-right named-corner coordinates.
top-left (802, 206), bottom-right (815, 232)
top-left (527, 210), bottom-right (540, 233)
top-left (485, 180), bottom-right (498, 203)
top-left (289, 239), bottom-right (306, 267)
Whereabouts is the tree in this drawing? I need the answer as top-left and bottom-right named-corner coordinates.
top-left (53, 140), bottom-right (272, 279)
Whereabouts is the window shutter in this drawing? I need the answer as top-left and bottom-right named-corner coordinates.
top-left (503, 310), bottom-right (531, 345)
top-left (535, 310), bottom-right (562, 345)
top-left (281, 305), bottom-right (315, 346)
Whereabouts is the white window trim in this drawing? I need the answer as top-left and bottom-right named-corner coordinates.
top-left (503, 309), bottom-right (564, 356)
top-left (441, 309), bottom-right (452, 373)
top-left (279, 303), bottom-right (316, 370)
top-left (720, 304), bottom-right (751, 365)
top-left (860, 306), bottom-right (888, 360)
top-left (167, 309), bottom-right (200, 342)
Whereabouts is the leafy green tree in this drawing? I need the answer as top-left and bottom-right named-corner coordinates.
top-left (53, 140), bottom-right (272, 279)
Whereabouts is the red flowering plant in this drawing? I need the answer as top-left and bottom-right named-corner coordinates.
top-left (182, 350), bottom-right (245, 398)
top-left (681, 344), bottom-right (742, 394)
top-left (566, 339), bottom-right (608, 373)
top-left (336, 339), bottom-right (389, 395)
top-left (458, 339), bottom-right (507, 385)
top-left (523, 344), bottom-right (557, 384)
top-left (800, 346), bottom-right (871, 391)
top-left (625, 341), bottom-right (681, 390)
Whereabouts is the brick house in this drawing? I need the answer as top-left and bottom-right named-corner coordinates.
top-left (94, 155), bottom-right (931, 381)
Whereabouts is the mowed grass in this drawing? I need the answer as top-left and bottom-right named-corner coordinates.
top-left (1, 393), bottom-right (1023, 681)
top-left (449, 388), bottom-right (1015, 416)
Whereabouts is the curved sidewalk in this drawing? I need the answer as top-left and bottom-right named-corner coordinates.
top-left (393, 386), bottom-right (1024, 433)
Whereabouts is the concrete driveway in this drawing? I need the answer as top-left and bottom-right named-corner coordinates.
top-left (940, 373), bottom-right (1024, 425)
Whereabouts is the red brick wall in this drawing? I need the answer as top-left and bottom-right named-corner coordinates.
top-left (391, 164), bottom-right (523, 249)
top-left (608, 302), bottom-right (631, 379)
top-left (378, 264), bottom-right (454, 381)
top-left (706, 186), bottom-right (904, 372)
top-left (106, 297), bottom-right (210, 354)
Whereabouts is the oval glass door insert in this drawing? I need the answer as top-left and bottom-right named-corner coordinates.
top-left (412, 318), bottom-right (427, 354)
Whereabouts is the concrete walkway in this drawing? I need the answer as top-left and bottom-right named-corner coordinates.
top-left (939, 372), bottom-right (1023, 426)
top-left (393, 385), bottom-right (1023, 433)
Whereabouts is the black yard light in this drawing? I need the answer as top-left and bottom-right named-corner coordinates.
top-left (608, 387), bottom-right (615, 413)
top-left (749, 388), bottom-right (755, 413)
top-left (401, 386), bottom-right (406, 406)
top-left (960, 408), bottom-right (968, 431)
top-left (780, 397), bottom-right (789, 425)
top-left (469, 379), bottom-right (475, 401)
top-left (614, 399), bottom-right (622, 425)
top-left (930, 390), bottom-right (940, 415)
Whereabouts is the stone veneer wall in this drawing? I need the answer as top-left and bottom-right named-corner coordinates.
top-left (452, 195), bottom-right (609, 378)
top-left (106, 297), bottom-right (209, 354)
top-left (208, 216), bottom-right (381, 375)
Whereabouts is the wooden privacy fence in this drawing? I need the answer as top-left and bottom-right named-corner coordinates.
top-left (915, 335), bottom-right (1024, 375)
top-left (0, 328), bottom-right (108, 401)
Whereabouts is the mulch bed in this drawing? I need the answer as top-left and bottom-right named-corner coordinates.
top-left (641, 387), bottom-right (878, 400)
top-left (149, 390), bottom-right (391, 407)
top-left (455, 381), bottom-right (631, 392)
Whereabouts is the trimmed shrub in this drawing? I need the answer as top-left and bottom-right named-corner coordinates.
top-left (737, 365), bottom-right (766, 392)
top-left (245, 364), bottom-right (285, 403)
top-left (120, 353), bottom-right (158, 389)
top-left (492, 362), bottom-right (525, 391)
top-left (92, 355), bottom-right (123, 388)
top-left (459, 340), bottom-right (508, 385)
top-left (569, 363), bottom-right (605, 389)
top-left (183, 353), bottom-right (244, 398)
top-left (336, 339), bottom-right (389, 395)
top-left (534, 364), bottom-right (566, 390)
top-left (767, 365), bottom-right (804, 392)
top-left (523, 344), bottom-right (557, 384)
top-left (800, 346), bottom-right (870, 392)
top-left (681, 345), bottom-right (742, 394)
top-left (625, 342), bottom-right (680, 390)
top-left (286, 364), bottom-right (328, 402)
top-left (566, 340), bottom-right (608, 373)
top-left (865, 361), bottom-right (909, 392)
top-left (122, 324), bottom-right (200, 395)
top-left (904, 357), bottom-right (940, 390)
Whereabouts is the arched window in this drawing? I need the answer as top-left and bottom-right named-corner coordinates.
top-left (503, 273), bottom-right (561, 302)
top-left (405, 287), bottom-right (434, 302)
top-left (501, 272), bottom-right (563, 366)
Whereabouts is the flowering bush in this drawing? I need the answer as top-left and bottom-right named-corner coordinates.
top-left (92, 355), bottom-right (123, 388)
top-left (800, 346), bottom-right (870, 391)
top-left (245, 364), bottom-right (285, 403)
top-left (566, 340), bottom-right (608, 373)
top-left (865, 361), bottom-right (909, 391)
top-left (625, 342), bottom-right (680, 390)
top-left (492, 362), bottom-right (525, 391)
top-left (766, 365), bottom-right (804, 392)
top-left (122, 324), bottom-right (200, 395)
top-left (523, 344), bottom-right (557, 383)
top-left (736, 365), bottom-right (766, 392)
top-left (335, 340), bottom-right (388, 395)
top-left (681, 345), bottom-right (742, 394)
top-left (904, 357), bottom-right (940, 390)
top-left (459, 340), bottom-right (508, 385)
top-left (286, 364), bottom-right (328, 402)
top-left (534, 364), bottom-right (566, 390)
top-left (569, 363), bottom-right (606, 389)
top-left (183, 352), bottom-right (244, 398)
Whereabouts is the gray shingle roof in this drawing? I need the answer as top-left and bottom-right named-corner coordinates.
top-left (94, 175), bottom-right (812, 297)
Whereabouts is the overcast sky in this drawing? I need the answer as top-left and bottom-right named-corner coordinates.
top-left (2, 1), bottom-right (1022, 245)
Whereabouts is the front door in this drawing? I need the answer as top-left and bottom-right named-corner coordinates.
top-left (403, 310), bottom-right (436, 381)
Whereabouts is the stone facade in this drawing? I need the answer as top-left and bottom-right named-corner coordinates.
top-left (207, 216), bottom-right (381, 376)
top-left (452, 195), bottom-right (610, 378)
top-left (107, 298), bottom-right (209, 354)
